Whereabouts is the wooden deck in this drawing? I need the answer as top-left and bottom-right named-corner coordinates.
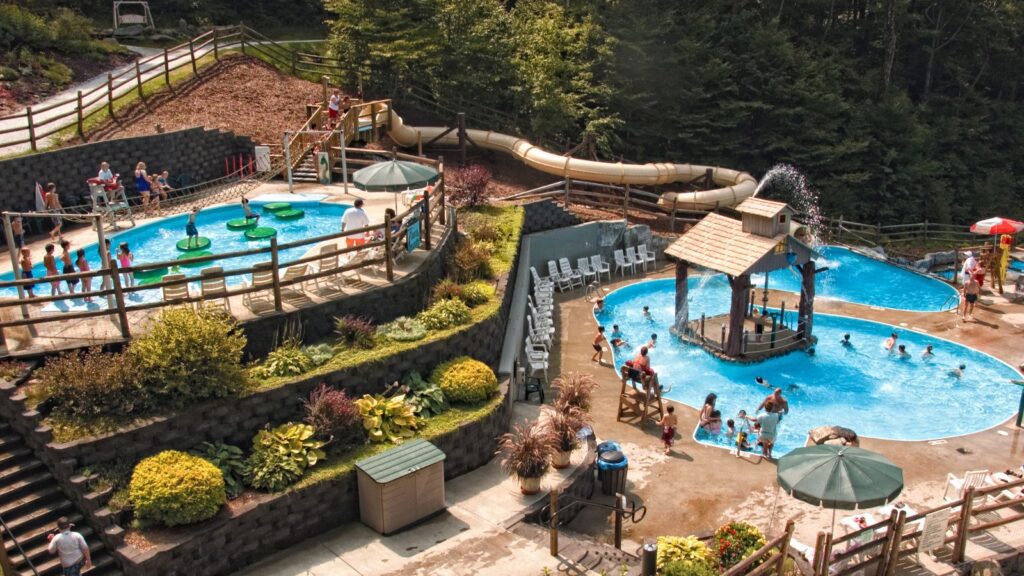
top-left (679, 312), bottom-right (809, 361)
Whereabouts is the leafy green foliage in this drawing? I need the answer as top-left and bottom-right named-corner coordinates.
top-left (191, 442), bottom-right (248, 498)
top-left (431, 357), bottom-right (498, 405)
top-left (459, 281), bottom-right (495, 307)
top-left (246, 423), bottom-right (326, 492)
top-left (130, 308), bottom-right (248, 407)
top-left (0, 360), bottom-right (28, 381)
top-left (303, 344), bottom-right (335, 367)
top-left (430, 278), bottom-right (464, 305)
top-left (251, 341), bottom-right (314, 379)
top-left (37, 347), bottom-right (147, 421)
top-left (399, 372), bottom-right (449, 418)
top-left (354, 393), bottom-right (419, 443)
top-left (417, 298), bottom-right (472, 330)
top-left (303, 384), bottom-right (363, 448)
top-left (333, 315), bottom-right (376, 350)
top-left (451, 238), bottom-right (494, 282)
top-left (129, 451), bottom-right (226, 527)
top-left (656, 536), bottom-right (717, 575)
top-left (377, 316), bottom-right (428, 342)
top-left (713, 521), bottom-right (768, 570)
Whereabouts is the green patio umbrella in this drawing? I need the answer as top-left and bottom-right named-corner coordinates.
top-left (777, 444), bottom-right (903, 529)
top-left (352, 159), bottom-right (440, 210)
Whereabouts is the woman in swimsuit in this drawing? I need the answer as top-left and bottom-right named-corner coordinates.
top-left (135, 162), bottom-right (153, 214)
top-left (698, 393), bottom-right (717, 428)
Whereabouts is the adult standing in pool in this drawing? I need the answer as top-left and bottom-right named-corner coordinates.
top-left (341, 199), bottom-right (370, 248)
top-left (747, 401), bottom-right (780, 461)
top-left (960, 250), bottom-right (978, 316)
top-left (757, 388), bottom-right (789, 418)
top-left (698, 393), bottom-right (717, 428)
top-left (134, 162), bottom-right (154, 214)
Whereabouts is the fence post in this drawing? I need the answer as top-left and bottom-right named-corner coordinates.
top-left (383, 216), bottom-right (394, 282)
top-left (291, 51), bottom-right (297, 75)
top-left (135, 59), bottom-right (144, 101)
top-left (549, 489), bottom-right (559, 556)
top-left (189, 38), bottom-right (197, 75)
top-left (812, 532), bottom-right (827, 576)
top-left (213, 28), bottom-right (219, 60)
top-left (107, 73), bottom-right (115, 117)
top-left (671, 198), bottom-right (678, 232)
top-left (923, 220), bottom-right (929, 242)
top-left (240, 22), bottom-right (246, 55)
top-left (880, 510), bottom-right (906, 576)
top-left (623, 184), bottom-right (630, 220)
top-left (76, 91), bottom-right (85, 139)
top-left (614, 493), bottom-right (626, 549)
top-left (26, 107), bottom-right (36, 151)
top-left (564, 179), bottom-right (571, 208)
top-left (163, 48), bottom-right (171, 86)
top-left (321, 75), bottom-right (329, 109)
top-left (108, 260), bottom-right (131, 339)
top-left (423, 195), bottom-right (432, 251)
top-left (952, 488), bottom-right (974, 563)
top-left (270, 237), bottom-right (283, 312)
top-left (370, 103), bottom-right (378, 142)
top-left (776, 520), bottom-right (795, 576)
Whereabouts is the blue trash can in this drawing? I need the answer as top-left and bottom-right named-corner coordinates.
top-left (596, 441), bottom-right (621, 456)
top-left (597, 450), bottom-right (628, 495)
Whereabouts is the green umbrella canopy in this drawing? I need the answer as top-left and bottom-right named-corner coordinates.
top-left (352, 159), bottom-right (440, 192)
top-left (777, 445), bottom-right (903, 509)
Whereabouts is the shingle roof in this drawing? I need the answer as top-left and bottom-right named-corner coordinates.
top-left (664, 213), bottom-right (784, 276)
top-left (736, 197), bottom-right (791, 218)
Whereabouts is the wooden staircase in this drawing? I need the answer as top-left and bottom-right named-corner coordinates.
top-left (0, 422), bottom-right (122, 576)
top-left (291, 151), bottom-right (320, 183)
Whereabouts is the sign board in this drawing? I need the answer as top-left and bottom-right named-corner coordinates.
top-left (254, 146), bottom-right (271, 172)
top-left (406, 220), bottom-right (421, 252)
top-left (317, 152), bottom-right (331, 184)
top-left (917, 507), bottom-right (951, 557)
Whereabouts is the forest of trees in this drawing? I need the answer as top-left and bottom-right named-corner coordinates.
top-left (325, 0), bottom-right (1024, 225)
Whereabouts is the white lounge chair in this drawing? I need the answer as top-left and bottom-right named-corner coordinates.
top-left (161, 273), bottom-right (190, 307)
top-left (340, 250), bottom-right (368, 285)
top-left (528, 314), bottom-right (554, 345)
top-left (526, 354), bottom-right (549, 386)
top-left (530, 266), bottom-right (555, 292)
top-left (558, 258), bottom-right (584, 289)
top-left (627, 246), bottom-right (645, 273)
top-left (280, 264), bottom-right (309, 294)
top-left (242, 262), bottom-right (275, 310)
top-left (199, 266), bottom-right (230, 312)
top-left (638, 244), bottom-right (656, 269)
top-left (524, 336), bottom-right (549, 362)
top-left (614, 249), bottom-right (634, 276)
top-left (577, 257), bottom-right (597, 285)
top-left (547, 261), bottom-right (571, 292)
top-left (943, 469), bottom-right (990, 501)
top-left (311, 244), bottom-right (342, 292)
top-left (590, 254), bottom-right (611, 283)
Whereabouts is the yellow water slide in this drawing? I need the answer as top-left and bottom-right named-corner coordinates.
top-left (386, 108), bottom-right (759, 210)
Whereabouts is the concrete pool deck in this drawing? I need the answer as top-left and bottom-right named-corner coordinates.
top-left (0, 181), bottom-right (449, 356)
top-left (551, 263), bottom-right (1024, 572)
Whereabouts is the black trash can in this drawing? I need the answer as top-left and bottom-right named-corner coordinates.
top-left (597, 450), bottom-right (628, 495)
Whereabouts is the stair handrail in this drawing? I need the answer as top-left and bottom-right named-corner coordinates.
top-left (540, 490), bottom-right (646, 555)
top-left (0, 508), bottom-right (40, 576)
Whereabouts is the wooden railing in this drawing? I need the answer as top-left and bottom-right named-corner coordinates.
top-left (809, 476), bottom-right (1024, 576)
top-left (722, 520), bottom-right (796, 576)
top-left (504, 178), bottom-right (707, 232)
top-left (0, 196), bottom-right (451, 351)
top-left (811, 215), bottom-right (983, 248)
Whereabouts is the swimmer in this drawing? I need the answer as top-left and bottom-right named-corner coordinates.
top-left (897, 344), bottom-right (910, 359)
top-left (592, 326), bottom-right (608, 364)
top-left (807, 347), bottom-right (816, 356)
top-left (921, 345), bottom-right (934, 360)
top-left (884, 332), bottom-right (898, 351)
top-left (642, 305), bottom-right (651, 320)
top-left (593, 298), bottom-right (605, 314)
top-left (609, 324), bottom-right (628, 348)
top-left (755, 376), bottom-right (770, 388)
top-left (646, 333), bottom-right (658, 349)
top-left (950, 364), bottom-right (966, 379)
top-left (726, 419), bottom-right (736, 439)
top-left (840, 333), bottom-right (852, 347)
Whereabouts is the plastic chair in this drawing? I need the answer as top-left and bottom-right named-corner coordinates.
top-left (614, 249), bottom-right (634, 276)
top-left (558, 258), bottom-right (584, 289)
top-left (577, 257), bottom-right (597, 284)
top-left (199, 266), bottom-right (230, 312)
top-left (638, 244), bottom-right (656, 269)
top-left (627, 246), bottom-right (645, 273)
top-left (161, 273), bottom-right (190, 308)
top-left (242, 262), bottom-right (275, 310)
top-left (943, 469), bottom-right (990, 501)
top-left (591, 255), bottom-right (611, 282)
top-left (547, 260), bottom-right (571, 292)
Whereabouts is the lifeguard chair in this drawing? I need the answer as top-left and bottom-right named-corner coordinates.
top-left (113, 1), bottom-right (155, 32)
top-left (87, 176), bottom-right (134, 230)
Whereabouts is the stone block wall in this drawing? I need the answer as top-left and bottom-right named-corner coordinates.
top-left (522, 199), bottom-right (581, 235)
top-left (0, 127), bottom-right (253, 236)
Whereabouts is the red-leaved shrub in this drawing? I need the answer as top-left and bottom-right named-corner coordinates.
top-left (303, 384), bottom-right (362, 449)
top-left (446, 164), bottom-right (492, 208)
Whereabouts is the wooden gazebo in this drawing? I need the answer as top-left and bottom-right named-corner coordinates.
top-left (665, 198), bottom-right (818, 359)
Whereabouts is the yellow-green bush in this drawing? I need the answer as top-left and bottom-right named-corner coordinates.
top-left (431, 357), bottom-right (498, 405)
top-left (657, 536), bottom-right (716, 574)
top-left (128, 451), bottom-right (226, 527)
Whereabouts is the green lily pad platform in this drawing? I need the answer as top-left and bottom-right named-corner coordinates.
top-left (134, 267), bottom-right (169, 283)
top-left (262, 202), bottom-right (292, 213)
top-left (176, 251), bottom-right (213, 268)
top-left (176, 237), bottom-right (211, 251)
top-left (138, 274), bottom-right (168, 286)
top-left (244, 227), bottom-right (277, 240)
top-left (226, 217), bottom-right (259, 230)
top-left (274, 209), bottom-right (305, 221)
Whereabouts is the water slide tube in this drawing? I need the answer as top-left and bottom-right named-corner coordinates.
top-left (386, 108), bottom-right (759, 210)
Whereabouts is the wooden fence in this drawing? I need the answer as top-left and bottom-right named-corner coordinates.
top-left (0, 186), bottom-right (449, 350)
top-left (810, 215), bottom-right (983, 249)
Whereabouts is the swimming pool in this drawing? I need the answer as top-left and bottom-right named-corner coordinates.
top-left (750, 246), bottom-right (958, 312)
top-left (597, 279), bottom-right (1021, 457)
top-left (3, 196), bottom-right (349, 309)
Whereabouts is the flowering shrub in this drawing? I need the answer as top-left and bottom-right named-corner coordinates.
top-left (452, 238), bottom-right (493, 282)
top-left (417, 298), bottom-right (471, 331)
top-left (303, 384), bottom-right (362, 448)
top-left (656, 536), bottom-right (716, 574)
top-left (431, 357), bottom-right (498, 404)
top-left (446, 164), bottom-right (492, 208)
top-left (714, 521), bottom-right (767, 569)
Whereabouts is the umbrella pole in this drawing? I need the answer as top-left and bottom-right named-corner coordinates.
top-left (830, 507), bottom-right (836, 533)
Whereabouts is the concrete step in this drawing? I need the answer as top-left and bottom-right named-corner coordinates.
top-left (15, 539), bottom-right (111, 576)
top-left (0, 484), bottom-right (63, 520)
top-left (0, 433), bottom-right (24, 450)
top-left (510, 522), bottom-right (640, 575)
top-left (0, 445), bottom-right (33, 467)
top-left (4, 499), bottom-right (74, 539)
top-left (0, 471), bottom-right (57, 507)
top-left (0, 458), bottom-right (46, 486)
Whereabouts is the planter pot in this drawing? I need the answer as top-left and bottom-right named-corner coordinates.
top-left (552, 449), bottom-right (571, 469)
top-left (519, 475), bottom-right (542, 495)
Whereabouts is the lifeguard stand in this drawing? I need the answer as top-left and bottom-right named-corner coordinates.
top-left (113, 1), bottom-right (155, 32)
top-left (87, 177), bottom-right (135, 230)
top-left (616, 375), bottom-right (664, 426)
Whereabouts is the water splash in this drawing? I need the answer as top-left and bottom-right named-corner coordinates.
top-left (754, 164), bottom-right (825, 247)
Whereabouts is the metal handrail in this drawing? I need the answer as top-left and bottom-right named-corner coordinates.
top-left (0, 508), bottom-right (40, 576)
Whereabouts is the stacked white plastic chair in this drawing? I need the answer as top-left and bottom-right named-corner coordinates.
top-left (558, 258), bottom-right (584, 289)
top-left (613, 249), bottom-right (634, 276)
top-left (590, 255), bottom-right (611, 282)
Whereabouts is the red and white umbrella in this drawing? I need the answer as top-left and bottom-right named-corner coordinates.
top-left (970, 217), bottom-right (1024, 235)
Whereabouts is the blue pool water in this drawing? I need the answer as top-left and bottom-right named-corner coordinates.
top-left (751, 246), bottom-right (958, 312)
top-left (3, 196), bottom-right (349, 307)
top-left (597, 279), bottom-right (1021, 457)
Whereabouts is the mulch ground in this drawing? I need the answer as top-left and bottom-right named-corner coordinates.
top-left (63, 54), bottom-right (325, 147)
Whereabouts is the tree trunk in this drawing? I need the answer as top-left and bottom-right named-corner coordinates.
top-left (798, 263), bottom-right (816, 341)
top-left (880, 0), bottom-right (898, 97)
top-left (726, 274), bottom-right (751, 357)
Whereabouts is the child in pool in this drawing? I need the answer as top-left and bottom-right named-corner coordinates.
top-left (118, 242), bottom-right (134, 287)
top-left (735, 430), bottom-right (751, 455)
top-left (840, 333), bottom-right (852, 347)
top-left (241, 196), bottom-right (260, 224)
top-left (921, 345), bottom-right (934, 360)
top-left (19, 248), bottom-right (35, 298)
top-left (703, 410), bottom-right (722, 434)
top-left (897, 344), bottom-right (911, 359)
top-left (43, 244), bottom-right (61, 296)
top-left (75, 249), bottom-right (92, 302)
top-left (185, 207), bottom-right (200, 248)
top-left (725, 419), bottom-right (736, 439)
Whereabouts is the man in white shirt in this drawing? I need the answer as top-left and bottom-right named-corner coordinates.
top-left (341, 199), bottom-right (370, 248)
top-left (47, 517), bottom-right (91, 576)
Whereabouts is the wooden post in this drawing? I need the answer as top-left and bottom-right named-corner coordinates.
top-left (416, 130), bottom-right (423, 156)
top-left (776, 520), bottom-right (795, 576)
top-left (880, 509), bottom-right (906, 576)
top-left (95, 216), bottom-right (115, 311)
top-left (564, 179), bottom-right (571, 208)
top-left (188, 38), bottom-right (197, 75)
top-left (704, 167), bottom-right (713, 189)
top-left (163, 48), bottom-right (171, 86)
top-left (321, 75), bottom-right (329, 110)
top-left (726, 274), bottom-right (751, 356)
top-left (370, 103), bottom-right (378, 142)
top-left (270, 237), bottom-right (283, 312)
top-left (549, 489), bottom-right (559, 556)
top-left (614, 493), bottom-right (626, 549)
top-left (438, 160), bottom-right (446, 225)
top-left (76, 91), bottom-right (85, 139)
top-left (135, 58), bottom-right (144, 101)
top-left (107, 73), bottom-right (115, 117)
top-left (812, 532), bottom-right (827, 576)
top-left (383, 215), bottom-right (394, 282)
top-left (818, 532), bottom-right (834, 576)
top-left (212, 28), bottom-right (219, 60)
top-left (671, 198), bottom-right (678, 232)
top-left (951, 488), bottom-right (975, 562)
top-left (291, 51), bottom-right (297, 75)
top-left (2, 213), bottom-right (31, 322)
top-left (457, 112), bottom-right (467, 165)
top-left (623, 184), bottom-right (630, 220)
top-left (26, 107), bottom-right (36, 151)
top-left (423, 193), bottom-right (432, 251)
top-left (240, 22), bottom-right (246, 54)
top-left (108, 260), bottom-right (131, 339)
top-left (798, 262), bottom-right (816, 340)
top-left (923, 220), bottom-right (929, 242)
